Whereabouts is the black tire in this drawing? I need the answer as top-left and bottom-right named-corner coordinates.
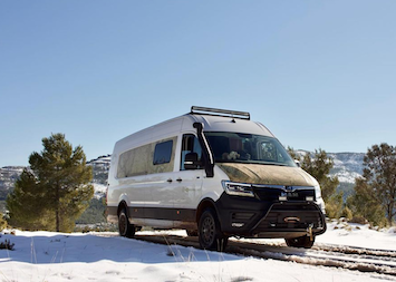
top-left (198, 208), bottom-right (228, 252)
top-left (118, 209), bottom-right (136, 238)
top-left (285, 235), bottom-right (315, 249)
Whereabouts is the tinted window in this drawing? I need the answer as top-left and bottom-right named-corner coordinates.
top-left (117, 143), bottom-right (151, 178)
top-left (117, 137), bottom-right (177, 178)
top-left (153, 140), bottom-right (173, 165)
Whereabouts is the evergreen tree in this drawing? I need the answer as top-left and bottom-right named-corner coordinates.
top-left (301, 149), bottom-right (339, 203)
top-left (287, 146), bottom-right (300, 161)
top-left (76, 197), bottom-right (107, 224)
top-left (7, 133), bottom-right (94, 232)
top-left (288, 148), bottom-right (342, 218)
top-left (347, 177), bottom-right (386, 226)
top-left (7, 168), bottom-right (53, 230)
top-left (348, 143), bottom-right (396, 226)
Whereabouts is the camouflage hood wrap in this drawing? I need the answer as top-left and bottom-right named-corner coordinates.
top-left (218, 163), bottom-right (317, 187)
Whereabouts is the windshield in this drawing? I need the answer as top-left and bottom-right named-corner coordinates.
top-left (205, 132), bottom-right (296, 167)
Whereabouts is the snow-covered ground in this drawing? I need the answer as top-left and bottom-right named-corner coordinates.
top-left (241, 221), bottom-right (396, 251)
top-left (1, 222), bottom-right (396, 282)
top-left (318, 221), bottom-right (396, 250)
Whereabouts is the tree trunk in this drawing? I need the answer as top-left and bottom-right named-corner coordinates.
top-left (387, 205), bottom-right (393, 227)
top-left (56, 182), bottom-right (60, 232)
top-left (56, 210), bottom-right (60, 232)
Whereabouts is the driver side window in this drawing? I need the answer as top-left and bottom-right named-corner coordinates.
top-left (180, 134), bottom-right (202, 170)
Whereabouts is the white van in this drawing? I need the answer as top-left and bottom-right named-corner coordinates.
top-left (106, 106), bottom-right (326, 251)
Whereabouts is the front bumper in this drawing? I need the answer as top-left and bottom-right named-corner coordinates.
top-left (215, 193), bottom-right (327, 239)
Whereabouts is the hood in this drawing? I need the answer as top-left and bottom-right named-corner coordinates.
top-left (218, 163), bottom-right (317, 187)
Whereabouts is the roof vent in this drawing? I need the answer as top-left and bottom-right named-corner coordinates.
top-left (190, 106), bottom-right (250, 120)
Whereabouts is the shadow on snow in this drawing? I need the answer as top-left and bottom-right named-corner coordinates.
top-left (0, 232), bottom-right (242, 264)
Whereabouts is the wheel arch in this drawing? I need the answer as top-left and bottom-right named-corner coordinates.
top-left (117, 200), bottom-right (128, 217)
top-left (196, 198), bottom-right (223, 230)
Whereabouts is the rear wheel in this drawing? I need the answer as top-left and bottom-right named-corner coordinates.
top-left (285, 235), bottom-right (315, 249)
top-left (118, 209), bottom-right (136, 238)
top-left (198, 208), bottom-right (228, 252)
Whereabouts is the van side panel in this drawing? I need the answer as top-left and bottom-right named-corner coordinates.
top-left (107, 117), bottom-right (185, 227)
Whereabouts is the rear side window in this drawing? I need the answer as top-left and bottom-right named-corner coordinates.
top-left (117, 143), bottom-right (151, 178)
top-left (153, 140), bottom-right (173, 165)
top-left (117, 137), bottom-right (177, 178)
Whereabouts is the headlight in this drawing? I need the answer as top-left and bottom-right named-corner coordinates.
top-left (314, 185), bottom-right (322, 199)
top-left (222, 181), bottom-right (254, 197)
top-left (314, 185), bottom-right (326, 214)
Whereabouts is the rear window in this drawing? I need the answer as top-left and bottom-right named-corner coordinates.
top-left (153, 140), bottom-right (173, 165)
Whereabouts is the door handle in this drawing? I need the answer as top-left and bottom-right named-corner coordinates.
top-left (167, 178), bottom-right (173, 183)
top-left (176, 178), bottom-right (182, 183)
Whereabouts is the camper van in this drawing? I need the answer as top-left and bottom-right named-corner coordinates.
top-left (106, 106), bottom-right (326, 251)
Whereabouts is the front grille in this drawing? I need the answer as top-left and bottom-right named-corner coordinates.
top-left (253, 186), bottom-right (315, 202)
top-left (271, 204), bottom-right (318, 211)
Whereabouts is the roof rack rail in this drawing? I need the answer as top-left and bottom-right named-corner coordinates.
top-left (190, 106), bottom-right (250, 120)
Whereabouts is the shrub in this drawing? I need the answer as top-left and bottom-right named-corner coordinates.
top-left (348, 216), bottom-right (368, 225)
top-left (0, 213), bottom-right (7, 231)
top-left (0, 239), bottom-right (15, 251)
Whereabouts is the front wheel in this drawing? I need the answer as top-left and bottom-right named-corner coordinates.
top-left (198, 208), bottom-right (228, 252)
top-left (285, 235), bottom-right (315, 249)
top-left (118, 209), bottom-right (136, 238)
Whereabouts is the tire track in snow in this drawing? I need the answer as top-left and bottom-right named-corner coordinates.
top-left (312, 243), bottom-right (396, 259)
top-left (227, 243), bottom-right (396, 277)
top-left (125, 234), bottom-right (396, 278)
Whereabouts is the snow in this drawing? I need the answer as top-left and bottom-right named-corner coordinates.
top-left (92, 183), bottom-right (107, 198)
top-left (1, 224), bottom-right (396, 282)
top-left (317, 221), bottom-right (396, 251)
top-left (335, 172), bottom-right (361, 184)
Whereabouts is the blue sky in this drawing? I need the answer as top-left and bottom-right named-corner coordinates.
top-left (1, 1), bottom-right (395, 167)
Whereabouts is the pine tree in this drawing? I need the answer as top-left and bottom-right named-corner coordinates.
top-left (288, 148), bottom-right (342, 218)
top-left (7, 133), bottom-right (94, 232)
top-left (6, 168), bottom-right (51, 230)
top-left (300, 149), bottom-right (339, 203)
top-left (347, 177), bottom-right (386, 226)
top-left (348, 143), bottom-right (396, 226)
top-left (287, 146), bottom-right (300, 161)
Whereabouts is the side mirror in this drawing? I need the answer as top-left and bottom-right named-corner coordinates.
top-left (184, 153), bottom-right (200, 170)
top-left (294, 160), bottom-right (301, 167)
top-left (193, 122), bottom-right (214, 177)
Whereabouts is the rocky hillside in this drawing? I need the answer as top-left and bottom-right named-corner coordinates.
top-left (294, 150), bottom-right (365, 198)
top-left (0, 166), bottom-right (24, 201)
top-left (86, 155), bottom-right (111, 197)
top-left (329, 152), bottom-right (364, 183)
top-left (87, 155), bottom-right (111, 186)
top-left (0, 156), bottom-right (111, 213)
top-left (330, 152), bottom-right (365, 198)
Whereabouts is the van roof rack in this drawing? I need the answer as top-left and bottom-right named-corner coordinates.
top-left (190, 106), bottom-right (250, 120)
